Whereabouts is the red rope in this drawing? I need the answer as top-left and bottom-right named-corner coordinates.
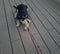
top-left (27, 28), bottom-right (43, 54)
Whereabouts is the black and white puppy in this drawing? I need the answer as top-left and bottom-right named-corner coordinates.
top-left (13, 4), bottom-right (31, 30)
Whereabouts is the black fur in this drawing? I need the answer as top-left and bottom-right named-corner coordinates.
top-left (13, 4), bottom-right (28, 21)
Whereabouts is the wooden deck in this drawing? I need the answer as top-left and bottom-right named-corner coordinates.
top-left (0, 0), bottom-right (60, 54)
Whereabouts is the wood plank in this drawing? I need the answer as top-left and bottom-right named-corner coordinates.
top-left (41, 0), bottom-right (60, 17)
top-left (12, 40), bottom-right (25, 54)
top-left (0, 0), bottom-right (60, 54)
top-left (0, 0), bottom-right (12, 54)
top-left (30, 0), bottom-right (60, 34)
top-left (26, 0), bottom-right (60, 54)
top-left (4, 0), bottom-right (20, 41)
top-left (37, 0), bottom-right (60, 24)
top-left (49, 29), bottom-right (60, 45)
top-left (19, 27), bottom-right (38, 54)
top-left (28, 21), bottom-right (50, 54)
top-left (3, 0), bottom-right (25, 54)
top-left (46, 0), bottom-right (60, 10)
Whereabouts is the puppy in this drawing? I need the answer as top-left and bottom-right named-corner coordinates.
top-left (13, 4), bottom-right (31, 30)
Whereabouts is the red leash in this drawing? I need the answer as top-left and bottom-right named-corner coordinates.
top-left (27, 28), bottom-right (43, 54)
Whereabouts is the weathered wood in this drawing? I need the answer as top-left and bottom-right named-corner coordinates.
top-left (0, 0), bottom-right (60, 54)
top-left (0, 0), bottom-right (12, 54)
top-left (25, 0), bottom-right (60, 54)
top-left (3, 0), bottom-right (25, 54)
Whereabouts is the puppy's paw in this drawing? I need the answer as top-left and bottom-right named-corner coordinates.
top-left (24, 27), bottom-right (27, 30)
top-left (24, 24), bottom-right (29, 30)
top-left (16, 23), bottom-right (20, 27)
top-left (16, 20), bottom-right (20, 27)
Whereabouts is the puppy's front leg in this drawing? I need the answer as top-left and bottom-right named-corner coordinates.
top-left (22, 20), bottom-right (29, 30)
top-left (24, 23), bottom-right (29, 30)
top-left (16, 20), bottom-right (20, 27)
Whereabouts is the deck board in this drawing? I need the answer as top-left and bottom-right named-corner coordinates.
top-left (2, 0), bottom-right (25, 54)
top-left (41, 0), bottom-right (60, 17)
top-left (0, 0), bottom-right (12, 54)
top-left (0, 0), bottom-right (60, 54)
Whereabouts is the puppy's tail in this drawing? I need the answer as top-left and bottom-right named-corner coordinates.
top-left (13, 5), bottom-right (17, 9)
